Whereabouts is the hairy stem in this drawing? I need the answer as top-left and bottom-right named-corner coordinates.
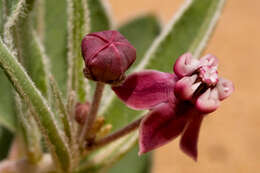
top-left (79, 82), bottom-right (105, 147)
top-left (88, 117), bottom-right (144, 150)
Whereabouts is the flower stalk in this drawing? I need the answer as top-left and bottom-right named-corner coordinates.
top-left (87, 116), bottom-right (144, 150)
top-left (79, 82), bottom-right (105, 147)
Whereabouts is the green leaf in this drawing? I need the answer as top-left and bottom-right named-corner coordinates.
top-left (67, 0), bottom-right (89, 102)
top-left (87, 0), bottom-right (112, 32)
top-left (4, 0), bottom-right (50, 98)
top-left (77, 132), bottom-right (139, 173)
top-left (0, 1), bottom-right (3, 36)
top-left (136, 0), bottom-right (226, 72)
top-left (49, 76), bottom-right (72, 141)
top-left (16, 96), bottom-right (43, 163)
top-left (44, 0), bottom-right (68, 94)
top-left (0, 69), bottom-right (16, 131)
top-left (118, 15), bottom-right (161, 71)
top-left (108, 145), bottom-right (152, 173)
top-left (0, 125), bottom-right (13, 161)
top-left (0, 0), bottom-right (22, 132)
top-left (0, 39), bottom-right (72, 172)
top-left (20, 27), bottom-right (50, 98)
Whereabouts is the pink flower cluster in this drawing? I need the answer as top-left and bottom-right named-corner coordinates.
top-left (81, 30), bottom-right (233, 160)
top-left (112, 53), bottom-right (234, 160)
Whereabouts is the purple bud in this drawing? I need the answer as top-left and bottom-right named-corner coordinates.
top-left (75, 102), bottom-right (90, 125)
top-left (81, 30), bottom-right (136, 84)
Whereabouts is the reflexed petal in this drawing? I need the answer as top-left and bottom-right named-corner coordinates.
top-left (173, 53), bottom-right (200, 77)
top-left (217, 77), bottom-right (234, 101)
top-left (139, 103), bottom-right (188, 154)
top-left (195, 88), bottom-right (220, 113)
top-left (112, 70), bottom-right (177, 110)
top-left (180, 114), bottom-right (203, 161)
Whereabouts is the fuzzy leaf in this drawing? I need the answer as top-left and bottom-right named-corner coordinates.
top-left (0, 69), bottom-right (16, 131)
top-left (19, 27), bottom-right (50, 98)
top-left (0, 126), bottom-right (13, 161)
top-left (0, 1), bottom-right (3, 36)
top-left (16, 96), bottom-right (43, 163)
top-left (0, 0), bottom-right (19, 132)
top-left (67, 0), bottom-right (89, 102)
top-left (44, 0), bottom-right (68, 94)
top-left (135, 0), bottom-right (226, 72)
top-left (0, 39), bottom-right (72, 172)
top-left (108, 145), bottom-right (152, 173)
top-left (50, 76), bottom-right (72, 141)
top-left (4, 0), bottom-right (50, 98)
top-left (88, 0), bottom-right (112, 32)
top-left (77, 132), bottom-right (139, 173)
top-left (2, 0), bottom-right (50, 137)
top-left (119, 15), bottom-right (161, 71)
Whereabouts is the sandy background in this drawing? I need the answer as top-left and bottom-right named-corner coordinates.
top-left (108, 0), bottom-right (260, 172)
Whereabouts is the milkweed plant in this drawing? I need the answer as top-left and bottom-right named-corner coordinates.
top-left (0, 0), bottom-right (233, 172)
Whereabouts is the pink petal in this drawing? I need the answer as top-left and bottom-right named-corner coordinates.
top-left (139, 103), bottom-right (189, 155)
top-left (173, 53), bottom-right (200, 77)
top-left (180, 114), bottom-right (203, 161)
top-left (112, 70), bottom-right (177, 110)
top-left (195, 88), bottom-right (220, 113)
top-left (174, 74), bottom-right (200, 100)
top-left (217, 77), bottom-right (234, 101)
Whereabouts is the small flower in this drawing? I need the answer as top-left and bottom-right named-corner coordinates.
top-left (81, 30), bottom-right (136, 84)
top-left (112, 53), bottom-right (234, 160)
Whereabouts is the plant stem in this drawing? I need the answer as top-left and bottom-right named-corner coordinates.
top-left (88, 117), bottom-right (144, 150)
top-left (79, 82), bottom-right (105, 147)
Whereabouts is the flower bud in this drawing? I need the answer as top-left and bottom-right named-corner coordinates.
top-left (81, 30), bottom-right (136, 84)
top-left (75, 102), bottom-right (90, 125)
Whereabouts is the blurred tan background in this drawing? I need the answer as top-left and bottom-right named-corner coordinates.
top-left (108, 0), bottom-right (260, 172)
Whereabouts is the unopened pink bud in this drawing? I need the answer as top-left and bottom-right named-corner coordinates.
top-left (81, 30), bottom-right (136, 84)
top-left (75, 102), bottom-right (90, 125)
